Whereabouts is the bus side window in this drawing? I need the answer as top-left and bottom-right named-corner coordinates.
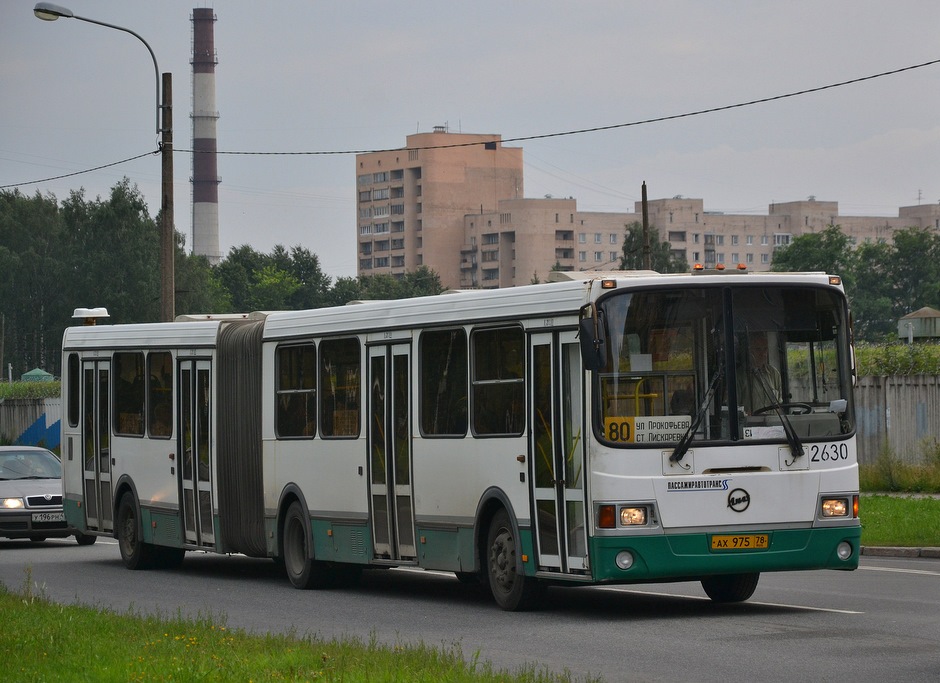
top-left (114, 351), bottom-right (144, 436)
top-left (471, 327), bottom-right (524, 436)
top-left (148, 351), bottom-right (173, 438)
top-left (319, 338), bottom-right (361, 438)
top-left (419, 329), bottom-right (468, 437)
top-left (67, 353), bottom-right (80, 428)
top-left (276, 343), bottom-right (317, 438)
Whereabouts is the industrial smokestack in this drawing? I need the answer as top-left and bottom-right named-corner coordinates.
top-left (191, 8), bottom-right (221, 264)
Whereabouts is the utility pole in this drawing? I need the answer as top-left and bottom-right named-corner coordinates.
top-left (160, 72), bottom-right (175, 322)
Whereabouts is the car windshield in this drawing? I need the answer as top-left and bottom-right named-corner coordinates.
top-left (0, 450), bottom-right (62, 480)
top-left (593, 283), bottom-right (854, 446)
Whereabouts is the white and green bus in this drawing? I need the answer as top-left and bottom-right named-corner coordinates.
top-left (60, 269), bottom-right (860, 610)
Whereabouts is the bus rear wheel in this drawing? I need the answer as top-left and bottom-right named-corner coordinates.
top-left (486, 510), bottom-right (543, 611)
top-left (701, 572), bottom-right (760, 603)
top-left (282, 501), bottom-right (341, 589)
top-left (117, 492), bottom-right (156, 570)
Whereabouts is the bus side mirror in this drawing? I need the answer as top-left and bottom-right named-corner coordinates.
top-left (579, 306), bottom-right (607, 372)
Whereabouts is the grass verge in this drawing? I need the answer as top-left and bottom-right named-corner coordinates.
top-left (861, 494), bottom-right (940, 548)
top-left (0, 570), bottom-right (597, 683)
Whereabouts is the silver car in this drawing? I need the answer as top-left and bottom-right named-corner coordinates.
top-left (0, 446), bottom-right (95, 545)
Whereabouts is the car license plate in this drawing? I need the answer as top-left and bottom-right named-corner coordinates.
top-left (711, 534), bottom-right (768, 550)
top-left (31, 512), bottom-right (65, 523)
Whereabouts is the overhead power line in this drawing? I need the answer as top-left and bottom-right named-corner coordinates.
top-left (0, 150), bottom-right (159, 190)
top-left (4, 57), bottom-right (939, 188)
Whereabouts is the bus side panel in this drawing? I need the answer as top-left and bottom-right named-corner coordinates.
top-left (411, 435), bottom-right (530, 572)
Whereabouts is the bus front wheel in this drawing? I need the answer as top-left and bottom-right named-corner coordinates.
top-left (701, 572), bottom-right (760, 603)
top-left (486, 510), bottom-right (543, 611)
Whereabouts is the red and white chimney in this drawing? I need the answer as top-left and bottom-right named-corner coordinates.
top-left (191, 8), bottom-right (221, 264)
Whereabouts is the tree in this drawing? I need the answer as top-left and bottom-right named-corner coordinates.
top-left (771, 224), bottom-right (856, 289)
top-left (620, 222), bottom-right (688, 273)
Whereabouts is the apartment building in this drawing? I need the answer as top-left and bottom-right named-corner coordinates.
top-left (357, 130), bottom-right (940, 289)
top-left (355, 128), bottom-right (523, 284)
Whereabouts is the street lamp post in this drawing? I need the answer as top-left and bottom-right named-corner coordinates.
top-left (34, 2), bottom-right (175, 322)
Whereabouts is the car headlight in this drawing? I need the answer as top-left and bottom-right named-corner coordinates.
top-left (2, 498), bottom-right (25, 510)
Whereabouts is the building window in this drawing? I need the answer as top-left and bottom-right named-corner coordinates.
top-left (731, 235), bottom-right (739, 245)
top-left (668, 231), bottom-right (686, 242)
top-left (578, 251), bottom-right (587, 262)
top-left (746, 253), bottom-right (754, 264)
top-left (746, 235), bottom-right (754, 245)
top-left (578, 233), bottom-right (586, 244)
top-left (594, 251), bottom-right (603, 262)
top-left (761, 253), bottom-right (769, 264)
top-left (610, 234), bottom-right (618, 244)
top-left (482, 233), bottom-right (499, 245)
top-left (761, 235), bottom-right (769, 246)
top-left (693, 233), bottom-right (700, 244)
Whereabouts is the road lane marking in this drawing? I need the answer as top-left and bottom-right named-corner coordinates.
top-left (860, 565), bottom-right (940, 577)
top-left (595, 586), bottom-right (864, 614)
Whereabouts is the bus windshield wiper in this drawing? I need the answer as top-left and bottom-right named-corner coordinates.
top-left (751, 370), bottom-right (804, 459)
top-left (670, 362), bottom-right (724, 465)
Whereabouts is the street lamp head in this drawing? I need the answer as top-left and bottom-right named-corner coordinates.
top-left (33, 2), bottom-right (74, 21)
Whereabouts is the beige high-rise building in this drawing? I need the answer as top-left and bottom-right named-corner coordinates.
top-left (357, 130), bottom-right (940, 289)
top-left (355, 128), bottom-right (523, 287)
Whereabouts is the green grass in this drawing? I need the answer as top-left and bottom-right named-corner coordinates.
top-left (0, 570), bottom-right (596, 683)
top-left (861, 494), bottom-right (940, 547)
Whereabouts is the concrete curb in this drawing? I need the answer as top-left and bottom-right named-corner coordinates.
top-left (861, 546), bottom-right (940, 559)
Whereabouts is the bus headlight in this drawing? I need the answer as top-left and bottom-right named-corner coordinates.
top-left (2, 498), bottom-right (24, 509)
top-left (621, 507), bottom-right (647, 526)
top-left (821, 498), bottom-right (849, 517)
top-left (837, 542), bottom-right (854, 561)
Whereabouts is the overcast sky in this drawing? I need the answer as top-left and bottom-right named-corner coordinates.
top-left (3, 1), bottom-right (939, 279)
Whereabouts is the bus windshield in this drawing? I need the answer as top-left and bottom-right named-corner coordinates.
top-left (595, 284), bottom-right (854, 446)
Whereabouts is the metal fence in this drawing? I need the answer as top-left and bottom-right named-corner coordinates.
top-left (3, 381), bottom-right (938, 464)
top-left (855, 375), bottom-right (940, 465)
top-left (0, 397), bottom-right (62, 450)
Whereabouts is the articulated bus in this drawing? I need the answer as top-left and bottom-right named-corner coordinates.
top-left (60, 269), bottom-right (860, 610)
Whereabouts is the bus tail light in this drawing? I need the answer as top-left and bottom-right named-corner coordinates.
top-left (853, 495), bottom-right (859, 518)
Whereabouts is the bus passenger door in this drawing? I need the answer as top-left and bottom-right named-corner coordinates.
top-left (81, 360), bottom-right (112, 533)
top-left (367, 343), bottom-right (416, 561)
top-left (179, 359), bottom-right (215, 547)
top-left (530, 331), bottom-right (588, 574)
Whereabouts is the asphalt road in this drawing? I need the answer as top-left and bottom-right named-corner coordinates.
top-left (2, 538), bottom-right (939, 682)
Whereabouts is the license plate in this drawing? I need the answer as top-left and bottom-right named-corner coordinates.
top-left (31, 512), bottom-right (65, 523)
top-left (711, 534), bottom-right (769, 550)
